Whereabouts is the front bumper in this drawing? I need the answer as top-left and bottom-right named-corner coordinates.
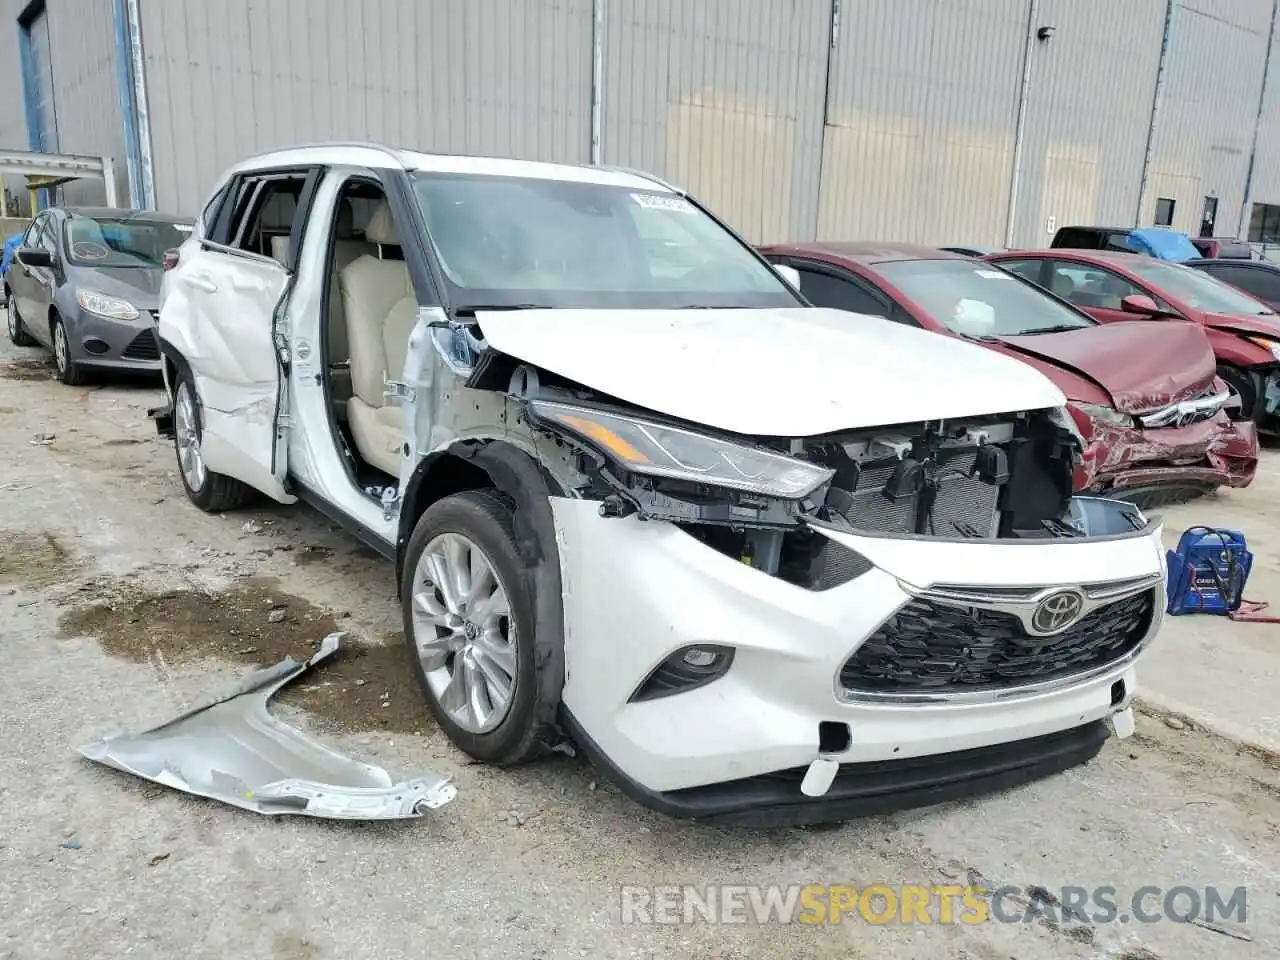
top-left (68, 307), bottom-right (162, 372)
top-left (552, 498), bottom-right (1165, 823)
top-left (1077, 410), bottom-right (1258, 499)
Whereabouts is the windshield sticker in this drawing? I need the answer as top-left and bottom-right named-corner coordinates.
top-left (173, 224), bottom-right (193, 233)
top-left (631, 193), bottom-right (695, 214)
top-left (975, 269), bottom-right (1012, 279)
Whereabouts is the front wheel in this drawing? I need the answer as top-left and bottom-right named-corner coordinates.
top-left (1217, 364), bottom-right (1258, 421)
top-left (51, 317), bottom-right (86, 385)
top-left (402, 489), bottom-right (559, 765)
top-left (172, 373), bottom-right (253, 511)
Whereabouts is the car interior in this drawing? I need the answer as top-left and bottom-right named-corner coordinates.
top-left (321, 179), bottom-right (414, 491)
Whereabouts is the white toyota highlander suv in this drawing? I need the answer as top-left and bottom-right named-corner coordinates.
top-left (152, 143), bottom-right (1165, 826)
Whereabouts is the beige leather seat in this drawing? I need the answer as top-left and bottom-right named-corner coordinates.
top-left (326, 201), bottom-right (376, 366)
top-left (339, 201), bottom-right (416, 477)
top-left (269, 235), bottom-right (290, 265)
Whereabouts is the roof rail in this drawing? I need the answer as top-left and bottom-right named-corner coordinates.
top-left (597, 165), bottom-right (683, 194)
top-left (242, 140), bottom-right (410, 168)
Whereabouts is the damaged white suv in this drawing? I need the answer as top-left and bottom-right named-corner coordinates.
top-left (154, 143), bottom-right (1166, 826)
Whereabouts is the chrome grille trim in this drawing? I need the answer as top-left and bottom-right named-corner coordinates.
top-left (1138, 389), bottom-right (1230, 429)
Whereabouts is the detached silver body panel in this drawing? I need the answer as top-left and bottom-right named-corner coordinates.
top-left (79, 634), bottom-right (457, 819)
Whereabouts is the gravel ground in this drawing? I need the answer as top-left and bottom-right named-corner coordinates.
top-left (0, 334), bottom-right (1277, 960)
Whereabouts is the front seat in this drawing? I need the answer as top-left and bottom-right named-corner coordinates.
top-left (339, 200), bottom-right (417, 477)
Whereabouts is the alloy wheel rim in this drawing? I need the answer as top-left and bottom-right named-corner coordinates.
top-left (174, 383), bottom-right (206, 492)
top-left (411, 532), bottom-right (517, 734)
top-left (53, 323), bottom-right (67, 372)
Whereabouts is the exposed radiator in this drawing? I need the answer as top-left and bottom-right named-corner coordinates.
top-left (839, 450), bottom-right (999, 537)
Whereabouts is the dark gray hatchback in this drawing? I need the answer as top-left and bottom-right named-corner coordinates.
top-left (4, 206), bottom-right (193, 384)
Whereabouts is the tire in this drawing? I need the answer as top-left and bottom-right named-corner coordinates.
top-left (1217, 363), bottom-right (1257, 421)
top-left (6, 294), bottom-right (36, 346)
top-left (171, 369), bottom-right (254, 512)
top-left (50, 316), bottom-right (86, 385)
top-left (401, 489), bottom-right (560, 765)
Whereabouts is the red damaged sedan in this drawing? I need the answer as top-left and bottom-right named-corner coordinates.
top-left (986, 249), bottom-right (1280, 436)
top-left (758, 243), bottom-right (1258, 503)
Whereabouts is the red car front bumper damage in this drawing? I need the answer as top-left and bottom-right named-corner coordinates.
top-left (1073, 411), bottom-right (1258, 499)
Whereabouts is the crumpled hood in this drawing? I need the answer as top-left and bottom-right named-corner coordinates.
top-left (995, 320), bottom-right (1217, 414)
top-left (475, 307), bottom-right (1066, 436)
top-left (1200, 311), bottom-right (1280, 340)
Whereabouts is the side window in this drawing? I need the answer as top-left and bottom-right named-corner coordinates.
top-left (994, 258), bottom-right (1044, 285)
top-left (1103, 232), bottom-right (1135, 253)
top-left (37, 217), bottom-right (58, 254)
top-left (1047, 262), bottom-right (1142, 310)
top-left (1052, 229), bottom-right (1098, 249)
top-left (1213, 265), bottom-right (1280, 302)
top-left (794, 266), bottom-right (889, 317)
top-left (199, 179), bottom-right (234, 239)
top-left (232, 177), bottom-right (305, 261)
top-left (23, 215), bottom-right (45, 246)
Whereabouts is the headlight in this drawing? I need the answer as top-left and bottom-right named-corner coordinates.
top-left (76, 289), bottom-right (139, 320)
top-left (1247, 336), bottom-right (1280, 363)
top-left (529, 400), bottom-right (834, 499)
top-left (1075, 402), bottom-right (1135, 429)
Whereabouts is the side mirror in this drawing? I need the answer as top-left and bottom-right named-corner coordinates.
top-left (1120, 293), bottom-right (1161, 316)
top-left (15, 246), bottom-right (53, 269)
top-left (773, 264), bottom-right (801, 290)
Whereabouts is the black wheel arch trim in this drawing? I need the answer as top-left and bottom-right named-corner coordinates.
top-left (398, 439), bottom-right (568, 742)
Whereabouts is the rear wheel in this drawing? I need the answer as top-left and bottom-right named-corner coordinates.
top-left (402, 490), bottom-right (560, 765)
top-left (50, 317), bottom-right (86, 385)
top-left (172, 372), bottom-right (253, 511)
top-left (6, 295), bottom-right (36, 347)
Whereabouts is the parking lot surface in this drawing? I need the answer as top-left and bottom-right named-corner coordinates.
top-left (1, 336), bottom-right (1277, 960)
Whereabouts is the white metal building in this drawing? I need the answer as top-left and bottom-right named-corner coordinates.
top-left (4, 0), bottom-right (1280, 248)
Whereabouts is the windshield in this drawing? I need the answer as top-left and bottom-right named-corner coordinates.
top-left (1124, 258), bottom-right (1276, 315)
top-left (63, 215), bottom-right (192, 268)
top-left (873, 259), bottom-right (1095, 337)
top-left (410, 172), bottom-right (800, 310)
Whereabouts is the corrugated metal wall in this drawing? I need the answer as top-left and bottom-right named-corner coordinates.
top-left (2, 0), bottom-right (1272, 239)
top-left (600, 0), bottom-right (830, 242)
top-left (1014, 0), bottom-right (1166, 246)
top-left (1143, 0), bottom-right (1274, 236)
top-left (0, 2), bottom-right (28, 213)
top-left (45, 0), bottom-right (128, 205)
top-left (138, 0), bottom-right (596, 214)
top-left (818, 0), bottom-right (1027, 246)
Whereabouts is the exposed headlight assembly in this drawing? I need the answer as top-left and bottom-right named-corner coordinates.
top-left (76, 289), bottom-right (139, 320)
top-left (1247, 336), bottom-right (1280, 363)
top-left (529, 400), bottom-right (834, 500)
top-left (1074, 402), bottom-right (1136, 430)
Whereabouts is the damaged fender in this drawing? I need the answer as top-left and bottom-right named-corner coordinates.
top-left (79, 634), bottom-right (457, 819)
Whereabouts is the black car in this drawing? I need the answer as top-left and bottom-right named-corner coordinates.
top-left (4, 206), bottom-right (193, 384)
top-left (1186, 257), bottom-right (1280, 312)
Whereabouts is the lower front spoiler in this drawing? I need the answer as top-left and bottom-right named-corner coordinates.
top-left (564, 708), bottom-right (1110, 828)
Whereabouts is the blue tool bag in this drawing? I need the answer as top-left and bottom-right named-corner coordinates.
top-left (1165, 527), bottom-right (1252, 615)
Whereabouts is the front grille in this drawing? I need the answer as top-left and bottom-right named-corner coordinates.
top-left (841, 450), bottom-right (999, 537)
top-left (121, 328), bottom-right (160, 361)
top-left (840, 589), bottom-right (1155, 695)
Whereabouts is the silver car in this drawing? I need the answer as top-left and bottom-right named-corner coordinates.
top-left (5, 206), bottom-right (193, 384)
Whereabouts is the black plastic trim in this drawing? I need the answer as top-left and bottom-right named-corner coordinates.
top-left (563, 708), bottom-right (1110, 827)
top-left (294, 485), bottom-right (396, 561)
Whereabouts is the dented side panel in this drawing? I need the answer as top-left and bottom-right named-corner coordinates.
top-left (160, 244), bottom-right (293, 502)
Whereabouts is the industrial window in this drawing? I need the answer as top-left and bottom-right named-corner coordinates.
top-left (1248, 203), bottom-right (1280, 244)
top-left (1154, 198), bottom-right (1176, 227)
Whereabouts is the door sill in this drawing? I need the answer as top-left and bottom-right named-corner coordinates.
top-left (293, 484), bottom-right (396, 561)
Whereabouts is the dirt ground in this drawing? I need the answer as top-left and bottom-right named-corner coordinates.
top-left (1, 337), bottom-right (1277, 960)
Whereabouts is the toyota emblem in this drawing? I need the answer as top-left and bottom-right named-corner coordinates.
top-left (1029, 590), bottom-right (1085, 635)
